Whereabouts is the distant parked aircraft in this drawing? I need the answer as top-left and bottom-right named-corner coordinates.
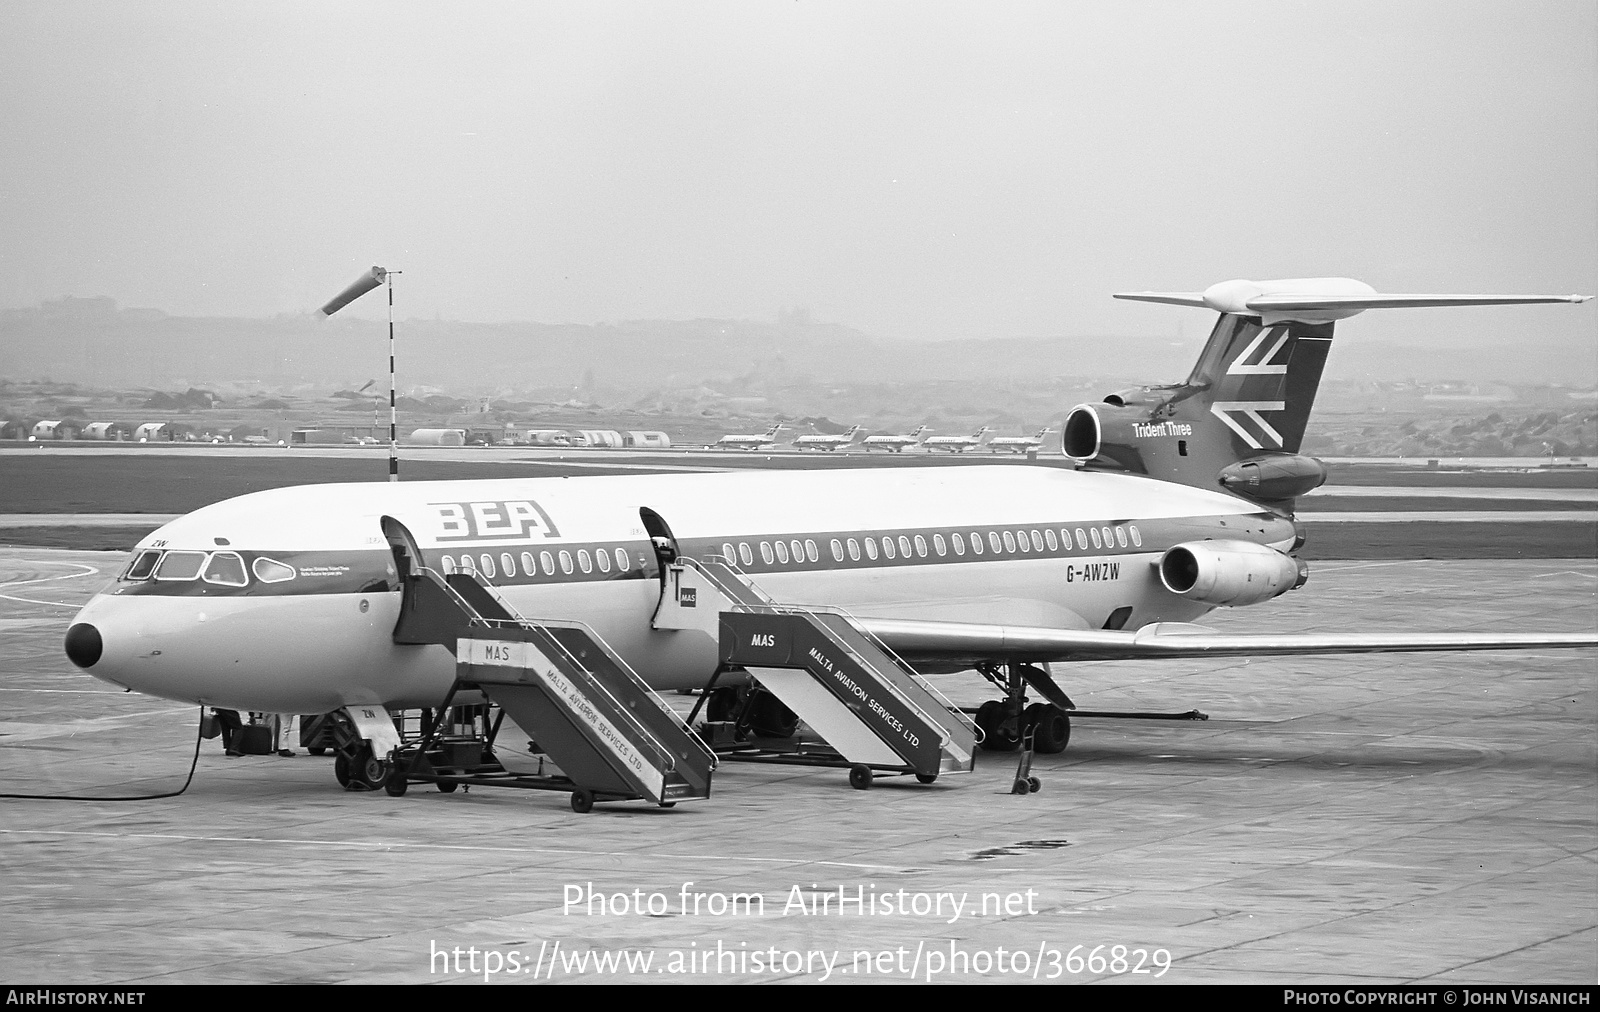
top-left (860, 425), bottom-right (930, 453)
top-left (989, 427), bottom-right (1051, 454)
top-left (715, 423), bottom-right (786, 450)
top-left (793, 425), bottom-right (864, 451)
top-left (923, 426), bottom-right (993, 453)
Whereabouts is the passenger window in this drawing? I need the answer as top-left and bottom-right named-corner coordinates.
top-left (774, 541), bottom-right (789, 564)
top-left (1062, 528), bottom-right (1074, 551)
top-left (1090, 528), bottom-right (1101, 549)
top-left (596, 549), bottom-right (611, 573)
top-left (792, 540), bottom-right (806, 563)
top-left (1115, 527), bottom-right (1127, 548)
top-left (202, 552), bottom-right (248, 587)
top-left (970, 532), bottom-right (984, 555)
top-left (830, 539), bottom-right (844, 562)
top-left (252, 556), bottom-right (297, 583)
top-left (882, 536), bottom-right (896, 560)
top-left (1031, 530), bottom-right (1044, 552)
top-left (914, 535), bottom-right (927, 558)
top-left (559, 551), bottom-right (573, 575)
top-left (521, 552), bottom-right (536, 576)
top-left (864, 538), bottom-right (879, 560)
top-left (460, 554), bottom-right (476, 574)
top-left (848, 538), bottom-right (861, 561)
top-left (1129, 525), bottom-right (1142, 547)
top-left (722, 542), bottom-right (735, 563)
top-left (951, 533), bottom-right (965, 556)
top-left (805, 540), bottom-right (818, 562)
top-left (1044, 529), bottom-right (1058, 551)
top-left (501, 552), bottom-right (516, 577)
top-left (933, 533), bottom-right (947, 557)
top-left (154, 551), bottom-right (207, 581)
top-left (1076, 529), bottom-right (1088, 550)
top-left (1102, 526), bottom-right (1114, 548)
top-left (760, 542), bottom-right (774, 565)
top-left (738, 543), bottom-right (754, 566)
top-left (480, 554), bottom-right (496, 578)
top-left (615, 548), bottom-right (631, 570)
top-left (898, 535), bottom-right (912, 558)
top-left (578, 550), bottom-right (592, 573)
top-left (1003, 531), bottom-right (1017, 553)
top-left (989, 532), bottom-right (1003, 553)
top-left (439, 555), bottom-right (456, 575)
top-left (122, 550), bottom-right (162, 581)
top-left (540, 550), bottom-right (556, 575)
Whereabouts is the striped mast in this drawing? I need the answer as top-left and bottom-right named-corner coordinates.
top-left (318, 265), bottom-right (400, 481)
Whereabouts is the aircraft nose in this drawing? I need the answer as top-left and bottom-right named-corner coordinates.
top-left (64, 622), bottom-right (103, 668)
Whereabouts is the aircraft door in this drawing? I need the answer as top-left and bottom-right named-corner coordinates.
top-left (639, 507), bottom-right (679, 589)
top-left (380, 516), bottom-right (424, 589)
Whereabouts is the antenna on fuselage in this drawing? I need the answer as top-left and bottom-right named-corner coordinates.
top-left (319, 266), bottom-right (402, 482)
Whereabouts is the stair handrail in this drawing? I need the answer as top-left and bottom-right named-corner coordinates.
top-left (458, 572), bottom-right (716, 770)
top-left (681, 557), bottom-right (976, 739)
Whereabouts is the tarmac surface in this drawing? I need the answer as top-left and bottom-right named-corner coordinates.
top-left (0, 549), bottom-right (1593, 985)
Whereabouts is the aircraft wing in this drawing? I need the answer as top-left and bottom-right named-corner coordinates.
top-left (860, 617), bottom-right (1596, 666)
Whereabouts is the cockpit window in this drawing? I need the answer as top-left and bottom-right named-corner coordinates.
top-left (202, 552), bottom-right (249, 587)
top-left (251, 557), bottom-right (297, 583)
top-left (154, 551), bottom-right (207, 581)
top-left (122, 550), bottom-right (162, 581)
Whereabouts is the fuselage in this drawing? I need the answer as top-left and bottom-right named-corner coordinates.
top-left (65, 465), bottom-right (1296, 714)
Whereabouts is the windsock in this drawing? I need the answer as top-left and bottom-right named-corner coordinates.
top-left (319, 266), bottom-right (388, 317)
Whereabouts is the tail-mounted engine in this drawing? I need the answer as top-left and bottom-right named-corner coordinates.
top-left (1158, 540), bottom-right (1308, 608)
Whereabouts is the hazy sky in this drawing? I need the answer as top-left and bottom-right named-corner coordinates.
top-left (1, 1), bottom-right (1594, 355)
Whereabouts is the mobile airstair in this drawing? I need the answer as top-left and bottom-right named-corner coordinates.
top-left (390, 567), bottom-right (717, 813)
top-left (655, 557), bottom-right (975, 789)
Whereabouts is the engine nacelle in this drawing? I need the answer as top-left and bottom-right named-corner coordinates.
top-left (1062, 404), bottom-right (1101, 461)
top-left (1218, 453), bottom-right (1328, 501)
top-left (1158, 540), bottom-right (1308, 607)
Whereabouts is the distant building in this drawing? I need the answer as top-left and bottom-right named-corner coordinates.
top-left (82, 421), bottom-right (134, 440)
top-left (624, 430), bottom-right (672, 448)
top-left (31, 420), bottom-right (81, 440)
top-left (575, 429), bottom-right (623, 448)
top-left (406, 428), bottom-right (466, 446)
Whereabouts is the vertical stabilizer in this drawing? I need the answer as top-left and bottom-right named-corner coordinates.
top-left (1060, 278), bottom-right (1590, 508)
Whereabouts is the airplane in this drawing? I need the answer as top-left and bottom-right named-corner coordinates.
top-left (860, 425), bottom-right (930, 452)
top-left (792, 424), bottom-right (864, 451)
top-left (714, 423), bottom-right (785, 450)
top-left (988, 427), bottom-right (1051, 454)
top-left (923, 426), bottom-right (993, 452)
top-left (61, 277), bottom-right (1595, 792)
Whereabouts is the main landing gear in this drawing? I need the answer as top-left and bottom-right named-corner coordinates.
top-left (973, 662), bottom-right (1073, 756)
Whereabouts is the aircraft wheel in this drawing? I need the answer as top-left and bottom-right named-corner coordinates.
top-left (749, 690), bottom-right (799, 738)
top-left (333, 753), bottom-right (351, 788)
top-left (1011, 778), bottom-right (1031, 795)
top-left (976, 701), bottom-right (1020, 753)
top-left (1028, 776), bottom-right (1042, 793)
top-left (384, 771), bottom-right (409, 797)
top-left (659, 801), bottom-right (676, 809)
top-left (346, 744), bottom-right (387, 791)
top-left (1025, 703), bottom-right (1071, 754)
top-left (437, 781), bottom-right (459, 793)
top-left (849, 764), bottom-right (873, 790)
top-left (916, 772), bottom-right (938, 784)
top-left (570, 789), bottom-right (595, 814)
top-left (308, 747), bottom-right (327, 756)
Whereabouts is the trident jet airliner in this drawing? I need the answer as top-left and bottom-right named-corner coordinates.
top-left (63, 278), bottom-right (1596, 787)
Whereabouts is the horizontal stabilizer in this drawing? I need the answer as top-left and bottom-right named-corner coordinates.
top-left (1116, 278), bottom-right (1592, 323)
top-left (863, 616), bottom-right (1596, 666)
